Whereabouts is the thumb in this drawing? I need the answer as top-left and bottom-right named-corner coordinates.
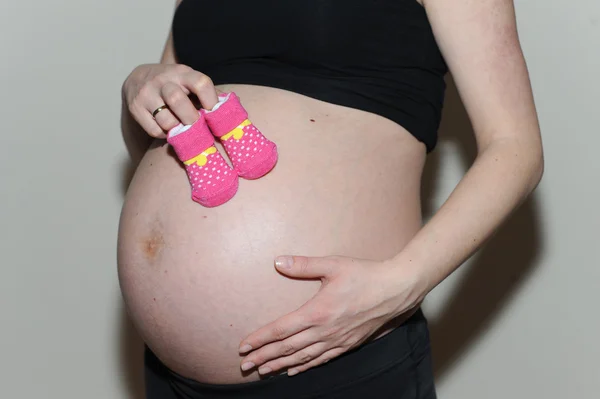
top-left (274, 256), bottom-right (333, 279)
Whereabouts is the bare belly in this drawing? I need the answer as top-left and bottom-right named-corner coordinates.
top-left (117, 85), bottom-right (426, 384)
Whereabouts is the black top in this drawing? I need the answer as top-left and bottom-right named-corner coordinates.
top-left (172, 0), bottom-right (448, 152)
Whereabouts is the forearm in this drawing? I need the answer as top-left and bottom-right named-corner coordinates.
top-left (121, 21), bottom-right (178, 166)
top-left (389, 138), bottom-right (543, 297)
top-left (121, 95), bottom-right (154, 166)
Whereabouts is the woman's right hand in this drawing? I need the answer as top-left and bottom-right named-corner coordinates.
top-left (122, 63), bottom-right (219, 138)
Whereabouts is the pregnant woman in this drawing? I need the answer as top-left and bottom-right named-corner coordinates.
top-left (118, 1), bottom-right (544, 398)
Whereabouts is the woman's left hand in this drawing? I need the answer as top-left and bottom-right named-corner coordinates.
top-left (238, 255), bottom-right (427, 376)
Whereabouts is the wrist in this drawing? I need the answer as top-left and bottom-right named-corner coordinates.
top-left (382, 253), bottom-right (434, 309)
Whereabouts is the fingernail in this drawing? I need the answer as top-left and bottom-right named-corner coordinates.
top-left (288, 368), bottom-right (299, 376)
top-left (275, 256), bottom-right (293, 269)
top-left (239, 344), bottom-right (252, 353)
top-left (241, 362), bottom-right (255, 371)
top-left (258, 366), bottom-right (272, 374)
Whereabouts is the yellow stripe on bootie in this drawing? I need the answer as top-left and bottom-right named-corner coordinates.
top-left (221, 120), bottom-right (252, 141)
top-left (184, 146), bottom-right (218, 167)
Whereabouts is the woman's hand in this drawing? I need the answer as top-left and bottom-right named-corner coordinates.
top-left (238, 256), bottom-right (427, 376)
top-left (122, 63), bottom-right (219, 138)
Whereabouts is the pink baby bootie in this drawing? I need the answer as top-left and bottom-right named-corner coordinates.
top-left (167, 112), bottom-right (239, 207)
top-left (202, 92), bottom-right (278, 179)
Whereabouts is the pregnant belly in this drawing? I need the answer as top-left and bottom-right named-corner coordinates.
top-left (117, 86), bottom-right (426, 384)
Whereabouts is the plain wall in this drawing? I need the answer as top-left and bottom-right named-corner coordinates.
top-left (1, 0), bottom-right (598, 397)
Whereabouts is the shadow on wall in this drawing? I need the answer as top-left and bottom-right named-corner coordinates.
top-left (117, 105), bottom-right (147, 399)
top-left (422, 76), bottom-right (544, 380)
top-left (119, 305), bottom-right (145, 399)
top-left (116, 76), bottom-right (545, 398)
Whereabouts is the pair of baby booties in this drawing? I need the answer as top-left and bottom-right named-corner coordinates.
top-left (167, 92), bottom-right (278, 207)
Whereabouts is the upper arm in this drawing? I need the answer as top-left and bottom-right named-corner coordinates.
top-left (423, 0), bottom-right (541, 151)
top-left (160, 0), bottom-right (184, 64)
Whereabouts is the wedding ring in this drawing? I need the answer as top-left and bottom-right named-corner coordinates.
top-left (152, 105), bottom-right (169, 119)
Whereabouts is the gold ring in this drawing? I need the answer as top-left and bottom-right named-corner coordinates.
top-left (152, 105), bottom-right (169, 119)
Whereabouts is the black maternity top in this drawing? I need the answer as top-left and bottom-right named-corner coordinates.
top-left (172, 0), bottom-right (448, 152)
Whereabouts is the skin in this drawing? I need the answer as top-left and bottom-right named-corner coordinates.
top-left (118, 0), bottom-right (543, 383)
top-left (238, 0), bottom-right (544, 376)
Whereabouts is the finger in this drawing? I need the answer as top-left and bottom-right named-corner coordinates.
top-left (139, 91), bottom-right (180, 135)
top-left (257, 342), bottom-right (329, 375)
top-left (240, 329), bottom-right (318, 371)
top-left (274, 256), bottom-right (337, 279)
top-left (287, 347), bottom-right (347, 376)
top-left (161, 82), bottom-right (200, 126)
top-left (128, 103), bottom-right (166, 139)
top-left (153, 107), bottom-right (180, 133)
top-left (239, 309), bottom-right (313, 354)
top-left (180, 70), bottom-right (219, 110)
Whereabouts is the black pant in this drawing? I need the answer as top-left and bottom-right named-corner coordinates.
top-left (144, 309), bottom-right (437, 398)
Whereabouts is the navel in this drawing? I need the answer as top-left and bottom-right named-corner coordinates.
top-left (140, 221), bottom-right (166, 262)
